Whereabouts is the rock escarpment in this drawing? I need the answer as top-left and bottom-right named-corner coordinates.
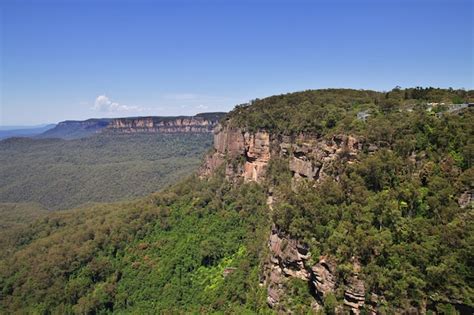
top-left (39, 113), bottom-right (225, 139)
top-left (263, 227), bottom-right (379, 314)
top-left (458, 190), bottom-right (473, 209)
top-left (106, 112), bottom-right (225, 134)
top-left (200, 125), bottom-right (271, 181)
top-left (283, 133), bottom-right (362, 182)
top-left (200, 123), bottom-right (362, 184)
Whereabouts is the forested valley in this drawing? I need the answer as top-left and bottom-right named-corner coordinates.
top-left (0, 87), bottom-right (472, 314)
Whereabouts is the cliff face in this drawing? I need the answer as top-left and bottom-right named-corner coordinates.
top-left (199, 125), bottom-right (271, 181)
top-left (107, 113), bottom-right (224, 134)
top-left (200, 124), bottom-right (362, 184)
top-left (264, 227), bottom-right (380, 314)
top-left (38, 113), bottom-right (225, 139)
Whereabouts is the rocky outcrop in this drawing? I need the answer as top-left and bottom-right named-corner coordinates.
top-left (199, 125), bottom-right (271, 182)
top-left (199, 125), bottom-right (243, 178)
top-left (343, 275), bottom-right (366, 314)
top-left (311, 258), bottom-right (337, 298)
top-left (243, 131), bottom-right (271, 181)
top-left (265, 228), bottom-right (311, 309)
top-left (284, 134), bottom-right (362, 182)
top-left (200, 122), bottom-right (363, 184)
top-left (458, 190), bottom-right (473, 209)
top-left (107, 112), bottom-right (225, 134)
top-left (263, 228), bottom-right (377, 314)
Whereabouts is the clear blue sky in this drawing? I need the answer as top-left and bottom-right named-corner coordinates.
top-left (1, 0), bottom-right (472, 125)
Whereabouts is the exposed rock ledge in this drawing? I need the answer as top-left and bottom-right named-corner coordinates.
top-left (200, 123), bottom-right (363, 184)
top-left (263, 227), bottom-right (379, 314)
top-left (199, 125), bottom-right (271, 181)
top-left (106, 113), bottom-right (225, 134)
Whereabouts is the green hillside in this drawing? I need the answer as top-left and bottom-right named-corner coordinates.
top-left (0, 133), bottom-right (212, 210)
top-left (0, 202), bottom-right (49, 260)
top-left (227, 87), bottom-right (473, 134)
top-left (0, 174), bottom-right (270, 313)
top-left (0, 88), bottom-right (472, 314)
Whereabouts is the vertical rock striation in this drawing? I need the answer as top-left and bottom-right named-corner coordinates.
top-left (107, 113), bottom-right (225, 134)
top-left (263, 227), bottom-right (377, 314)
top-left (199, 125), bottom-right (271, 182)
top-left (200, 122), bottom-right (363, 184)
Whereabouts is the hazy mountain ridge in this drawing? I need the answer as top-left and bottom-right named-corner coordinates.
top-left (0, 124), bottom-right (56, 140)
top-left (36, 112), bottom-right (226, 140)
top-left (37, 119), bottom-right (111, 140)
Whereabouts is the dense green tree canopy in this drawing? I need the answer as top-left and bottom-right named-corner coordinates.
top-left (0, 133), bottom-right (212, 210)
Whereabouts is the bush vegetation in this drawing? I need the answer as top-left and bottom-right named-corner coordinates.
top-left (0, 133), bottom-right (212, 210)
top-left (0, 173), bottom-right (270, 313)
top-left (226, 87), bottom-right (473, 135)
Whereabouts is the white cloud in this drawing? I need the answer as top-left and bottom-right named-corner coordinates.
top-left (197, 104), bottom-right (209, 110)
top-left (92, 95), bottom-right (144, 112)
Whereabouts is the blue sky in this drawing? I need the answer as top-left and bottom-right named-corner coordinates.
top-left (1, 0), bottom-right (472, 125)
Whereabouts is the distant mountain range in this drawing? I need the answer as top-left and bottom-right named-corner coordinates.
top-left (36, 118), bottom-right (112, 139)
top-left (0, 124), bottom-right (56, 140)
top-left (1, 112), bottom-right (226, 140)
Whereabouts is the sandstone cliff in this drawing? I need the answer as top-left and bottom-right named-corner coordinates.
top-left (200, 123), bottom-right (363, 184)
top-left (200, 125), bottom-right (271, 181)
top-left (38, 113), bottom-right (225, 139)
top-left (264, 227), bottom-right (380, 314)
top-left (106, 112), bottom-right (225, 134)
